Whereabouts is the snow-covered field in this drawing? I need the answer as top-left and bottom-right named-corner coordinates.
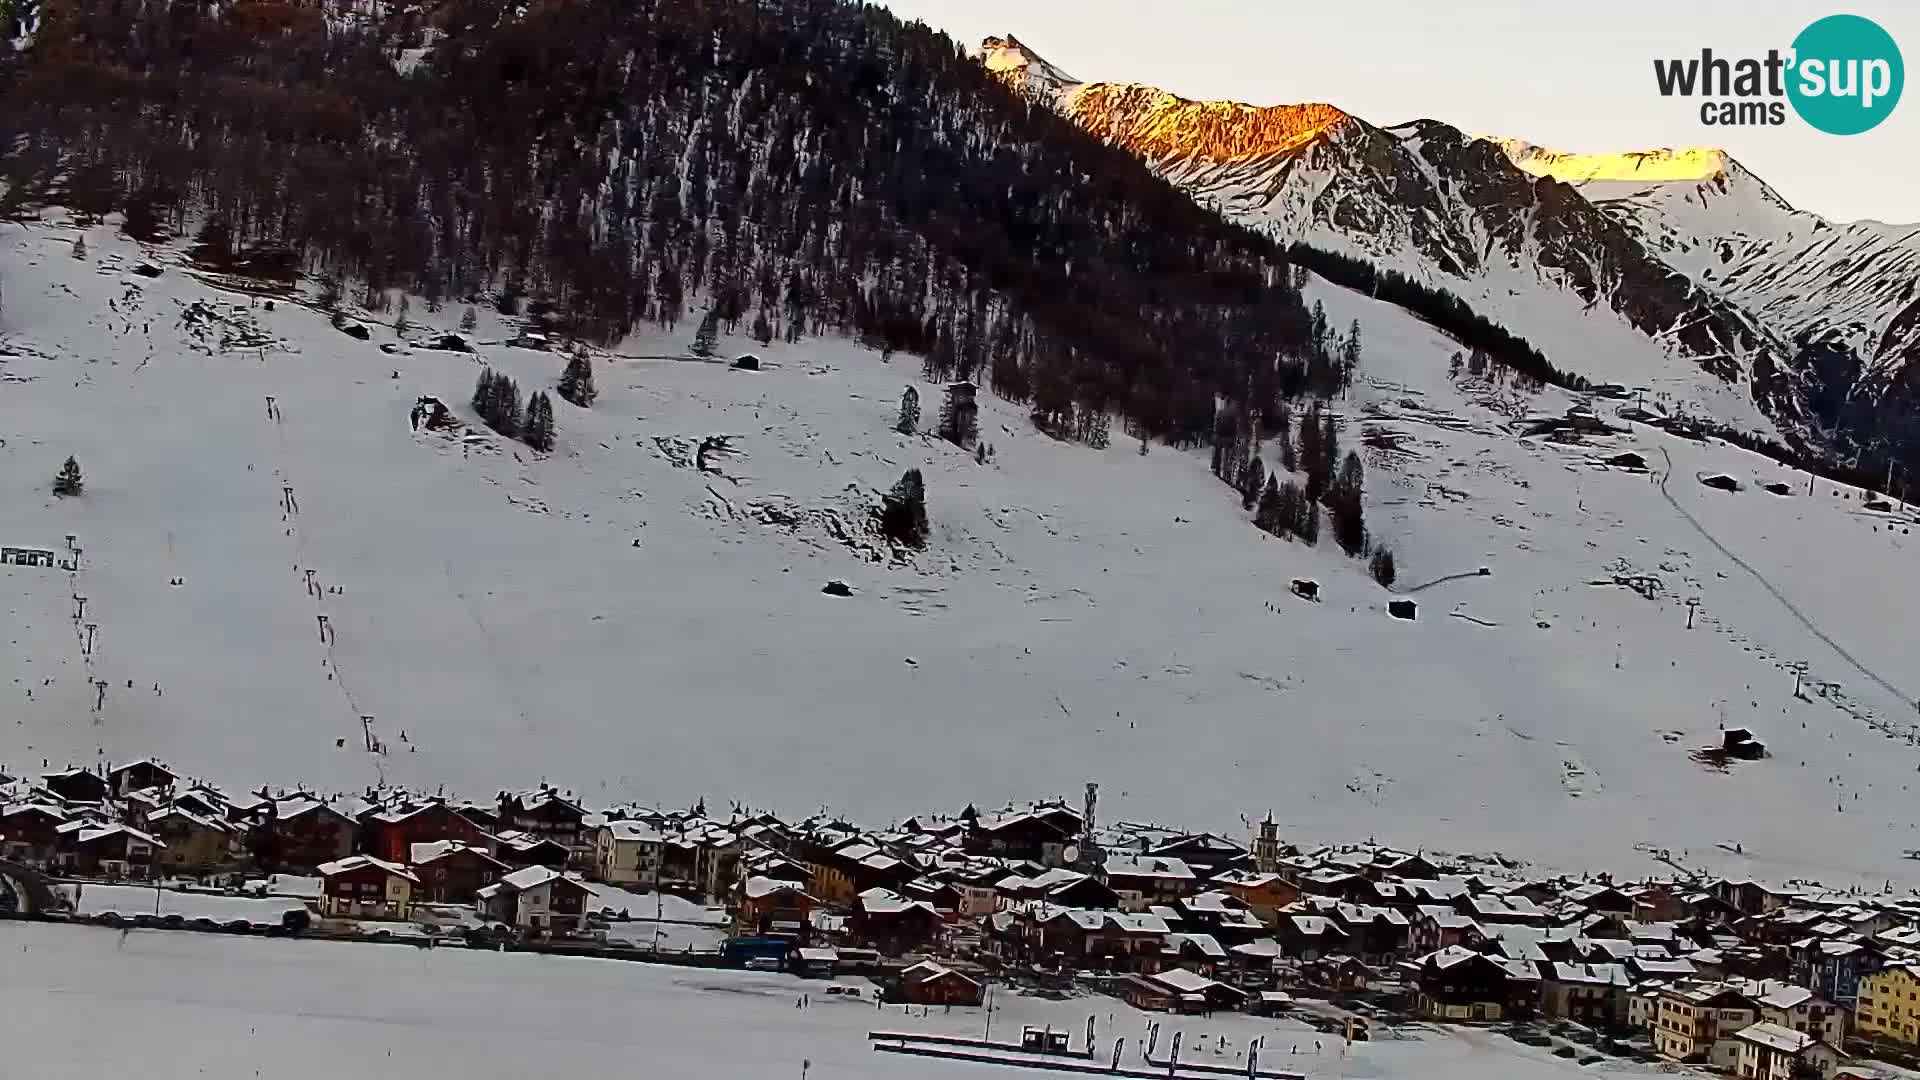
top-left (0, 920), bottom-right (1657, 1079)
top-left (3, 215), bottom-right (1920, 886)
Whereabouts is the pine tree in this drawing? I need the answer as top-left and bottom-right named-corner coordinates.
top-left (472, 369), bottom-right (497, 421)
top-left (1275, 479), bottom-right (1306, 540)
top-left (522, 391), bottom-right (555, 452)
top-left (52, 456), bottom-right (83, 497)
top-left (557, 352), bottom-right (597, 408)
top-left (880, 468), bottom-right (928, 548)
top-left (1342, 319), bottom-right (1362, 383)
top-left (460, 306), bottom-right (478, 333)
top-left (896, 386), bottom-right (920, 435)
top-left (690, 309), bottom-right (721, 359)
top-left (1370, 548), bottom-right (1397, 589)
top-left (1327, 450), bottom-right (1366, 555)
top-left (1301, 497), bottom-right (1320, 545)
top-left (394, 295), bottom-right (411, 337)
top-left (937, 383), bottom-right (978, 448)
top-left (751, 310), bottom-right (773, 345)
top-left (1241, 456), bottom-right (1265, 512)
top-left (1277, 406), bottom-right (1296, 473)
top-left (496, 375), bottom-right (522, 436)
top-left (1255, 474), bottom-right (1282, 534)
top-left (71, 236), bottom-right (86, 259)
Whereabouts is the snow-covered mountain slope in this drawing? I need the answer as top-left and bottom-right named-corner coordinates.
top-left (7, 216), bottom-right (1920, 886)
top-left (980, 38), bottom-right (1792, 441)
top-left (1496, 143), bottom-right (1920, 450)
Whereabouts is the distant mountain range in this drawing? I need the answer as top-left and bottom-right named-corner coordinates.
top-left (981, 35), bottom-right (1920, 477)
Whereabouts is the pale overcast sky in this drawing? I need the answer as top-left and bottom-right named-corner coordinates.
top-left (878, 0), bottom-right (1918, 223)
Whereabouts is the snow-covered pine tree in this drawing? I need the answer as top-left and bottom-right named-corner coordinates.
top-left (896, 386), bottom-right (920, 435)
top-left (522, 392), bottom-right (555, 452)
top-left (1370, 548), bottom-right (1397, 589)
top-left (690, 309), bottom-right (721, 359)
top-left (1255, 474), bottom-right (1282, 534)
top-left (496, 375), bottom-right (522, 436)
top-left (880, 468), bottom-right (928, 548)
top-left (472, 368), bottom-right (497, 421)
top-left (557, 352), bottom-right (597, 408)
top-left (1241, 456), bottom-right (1265, 511)
top-left (52, 455), bottom-right (83, 497)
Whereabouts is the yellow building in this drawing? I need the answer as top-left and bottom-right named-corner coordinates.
top-left (1857, 963), bottom-right (1920, 1045)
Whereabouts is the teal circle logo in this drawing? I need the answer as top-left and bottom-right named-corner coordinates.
top-left (1788, 14), bottom-right (1903, 135)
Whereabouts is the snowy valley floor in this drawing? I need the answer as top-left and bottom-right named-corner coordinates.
top-left (0, 920), bottom-right (1668, 1080)
top-left (4, 215), bottom-right (1920, 886)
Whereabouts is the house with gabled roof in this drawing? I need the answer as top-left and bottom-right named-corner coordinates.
top-left (42, 767), bottom-right (108, 805)
top-left (476, 865), bottom-right (593, 933)
top-left (893, 960), bottom-right (983, 1006)
top-left (146, 805), bottom-right (237, 870)
top-left (1412, 946), bottom-right (1526, 1022)
top-left (317, 855), bottom-right (418, 919)
top-left (363, 799), bottom-right (489, 865)
top-left (261, 795), bottom-right (357, 871)
top-left (851, 887), bottom-right (943, 956)
top-left (410, 840), bottom-right (509, 904)
top-left (496, 787), bottom-right (589, 861)
top-left (108, 758), bottom-right (176, 798)
top-left (1101, 853), bottom-right (1197, 910)
top-left (0, 802), bottom-right (70, 863)
top-left (53, 822), bottom-right (164, 879)
top-left (1732, 1021), bottom-right (1844, 1080)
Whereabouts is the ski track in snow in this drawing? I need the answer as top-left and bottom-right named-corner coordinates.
top-left (3, 214), bottom-right (1920, 886)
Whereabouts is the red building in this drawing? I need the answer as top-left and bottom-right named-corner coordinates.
top-left (364, 801), bottom-right (488, 865)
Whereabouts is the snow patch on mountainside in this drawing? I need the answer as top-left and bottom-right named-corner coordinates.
top-left (1486, 139), bottom-right (1732, 184)
top-left (6, 216), bottom-right (1920, 886)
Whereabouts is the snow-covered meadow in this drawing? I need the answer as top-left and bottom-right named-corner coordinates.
top-left (3, 215), bottom-right (1919, 885)
top-left (0, 920), bottom-right (1656, 1080)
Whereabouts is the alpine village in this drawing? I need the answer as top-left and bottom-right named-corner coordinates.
top-left (4, 756), bottom-right (1920, 1080)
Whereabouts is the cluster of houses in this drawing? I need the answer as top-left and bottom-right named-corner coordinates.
top-left (10, 759), bottom-right (1920, 1077)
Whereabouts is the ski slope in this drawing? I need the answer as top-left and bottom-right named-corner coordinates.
top-left (0, 919), bottom-right (1646, 1079)
top-left (4, 213), bottom-right (1920, 886)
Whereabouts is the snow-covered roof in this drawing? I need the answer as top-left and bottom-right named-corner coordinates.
top-left (1167, 932), bottom-right (1227, 959)
top-left (857, 887), bottom-right (937, 916)
top-left (1757, 984), bottom-right (1815, 1011)
top-left (1735, 1022), bottom-right (1817, 1055)
top-left (1421, 945), bottom-right (1492, 970)
top-left (743, 876), bottom-right (809, 900)
top-left (1151, 967), bottom-right (1229, 995)
top-left (1289, 915), bottom-right (1344, 936)
top-left (1102, 854), bottom-right (1195, 881)
top-left (317, 855), bottom-right (416, 882)
top-left (410, 840), bottom-right (504, 867)
top-left (498, 865), bottom-right (585, 892)
top-left (601, 820), bottom-right (665, 843)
